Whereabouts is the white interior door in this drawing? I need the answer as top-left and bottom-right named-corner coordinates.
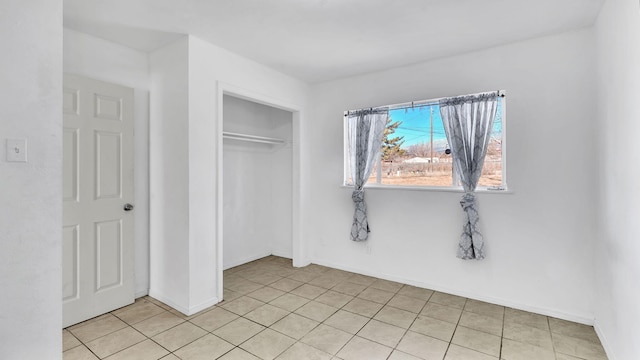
top-left (62, 74), bottom-right (135, 327)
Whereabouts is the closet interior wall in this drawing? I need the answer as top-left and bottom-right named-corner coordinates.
top-left (222, 95), bottom-right (293, 269)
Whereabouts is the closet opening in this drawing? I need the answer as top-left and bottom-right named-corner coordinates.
top-left (216, 85), bottom-right (302, 301)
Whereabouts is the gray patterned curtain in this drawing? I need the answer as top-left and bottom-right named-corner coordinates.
top-left (347, 108), bottom-right (388, 241)
top-left (440, 92), bottom-right (498, 259)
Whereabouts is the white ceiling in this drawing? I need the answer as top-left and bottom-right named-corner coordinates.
top-left (63, 0), bottom-right (604, 83)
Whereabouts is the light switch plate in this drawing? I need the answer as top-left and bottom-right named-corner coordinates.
top-left (6, 138), bottom-right (27, 162)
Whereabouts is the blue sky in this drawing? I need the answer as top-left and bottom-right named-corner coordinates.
top-left (389, 100), bottom-right (503, 150)
top-left (389, 105), bottom-right (446, 147)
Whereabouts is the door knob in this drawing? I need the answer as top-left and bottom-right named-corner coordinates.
top-left (124, 203), bottom-right (135, 211)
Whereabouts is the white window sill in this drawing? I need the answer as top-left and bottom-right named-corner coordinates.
top-left (341, 184), bottom-right (513, 194)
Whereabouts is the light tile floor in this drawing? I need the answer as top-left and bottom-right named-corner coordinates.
top-left (63, 256), bottom-right (608, 360)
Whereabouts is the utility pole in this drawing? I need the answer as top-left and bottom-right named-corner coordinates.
top-left (429, 106), bottom-right (434, 171)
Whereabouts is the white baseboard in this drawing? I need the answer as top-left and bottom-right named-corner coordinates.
top-left (271, 250), bottom-right (311, 268)
top-left (135, 289), bottom-right (149, 299)
top-left (148, 291), bottom-right (189, 315)
top-left (594, 319), bottom-right (616, 360)
top-left (224, 251), bottom-right (272, 270)
top-left (189, 297), bottom-right (220, 315)
top-left (310, 257), bottom-right (595, 325)
top-left (148, 290), bottom-right (220, 316)
top-left (271, 250), bottom-right (292, 259)
top-left (224, 251), bottom-right (296, 270)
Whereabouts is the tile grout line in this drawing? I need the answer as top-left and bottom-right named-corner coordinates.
top-left (67, 310), bottom-right (150, 359)
top-left (117, 307), bottom-right (197, 358)
top-left (548, 315), bottom-right (558, 359)
top-left (100, 325), bottom-right (157, 359)
top-left (225, 268), bottom-right (331, 359)
top-left (284, 271), bottom-right (349, 358)
top-left (280, 264), bottom-right (342, 358)
top-left (442, 297), bottom-right (469, 360)
top-left (63, 256), bottom-right (606, 360)
top-left (326, 278), bottom-right (396, 359)
top-left (499, 303), bottom-right (506, 360)
top-left (390, 287), bottom-right (432, 357)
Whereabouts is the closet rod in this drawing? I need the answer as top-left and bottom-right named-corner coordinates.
top-left (222, 131), bottom-right (285, 145)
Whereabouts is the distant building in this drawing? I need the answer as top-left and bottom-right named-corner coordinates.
top-left (403, 157), bottom-right (439, 164)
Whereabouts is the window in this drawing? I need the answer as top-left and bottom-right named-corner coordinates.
top-left (344, 93), bottom-right (506, 190)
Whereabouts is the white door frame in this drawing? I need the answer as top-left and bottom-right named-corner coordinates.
top-left (216, 82), bottom-right (304, 300)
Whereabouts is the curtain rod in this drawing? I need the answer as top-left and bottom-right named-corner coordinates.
top-left (344, 90), bottom-right (506, 117)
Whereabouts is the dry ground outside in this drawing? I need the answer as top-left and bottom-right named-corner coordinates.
top-left (367, 161), bottom-right (503, 187)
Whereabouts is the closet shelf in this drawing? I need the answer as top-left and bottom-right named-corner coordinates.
top-left (222, 131), bottom-right (285, 145)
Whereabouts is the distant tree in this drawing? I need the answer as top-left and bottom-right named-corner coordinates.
top-left (406, 142), bottom-right (432, 158)
top-left (486, 137), bottom-right (501, 158)
top-left (381, 118), bottom-right (406, 161)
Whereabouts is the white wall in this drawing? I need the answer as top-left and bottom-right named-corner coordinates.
top-left (149, 35), bottom-right (308, 314)
top-left (594, 0), bottom-right (640, 359)
top-left (223, 95), bottom-right (293, 268)
top-left (149, 37), bottom-right (191, 312)
top-left (307, 29), bottom-right (598, 323)
top-left (270, 123), bottom-right (294, 258)
top-left (63, 28), bottom-right (151, 297)
top-left (0, 1), bottom-right (62, 358)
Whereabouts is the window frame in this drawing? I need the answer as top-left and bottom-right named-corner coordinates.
top-left (343, 91), bottom-right (508, 192)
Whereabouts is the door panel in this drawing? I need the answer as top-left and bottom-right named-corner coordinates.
top-left (95, 94), bottom-right (122, 121)
top-left (63, 128), bottom-right (79, 202)
top-left (95, 219), bottom-right (122, 292)
top-left (63, 74), bottom-right (134, 327)
top-left (63, 87), bottom-right (79, 115)
top-left (95, 131), bottom-right (122, 199)
top-left (62, 225), bottom-right (79, 302)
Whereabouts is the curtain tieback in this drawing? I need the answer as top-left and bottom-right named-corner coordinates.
top-left (352, 189), bottom-right (365, 203)
top-left (460, 192), bottom-right (476, 210)
top-left (351, 189), bottom-right (370, 237)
